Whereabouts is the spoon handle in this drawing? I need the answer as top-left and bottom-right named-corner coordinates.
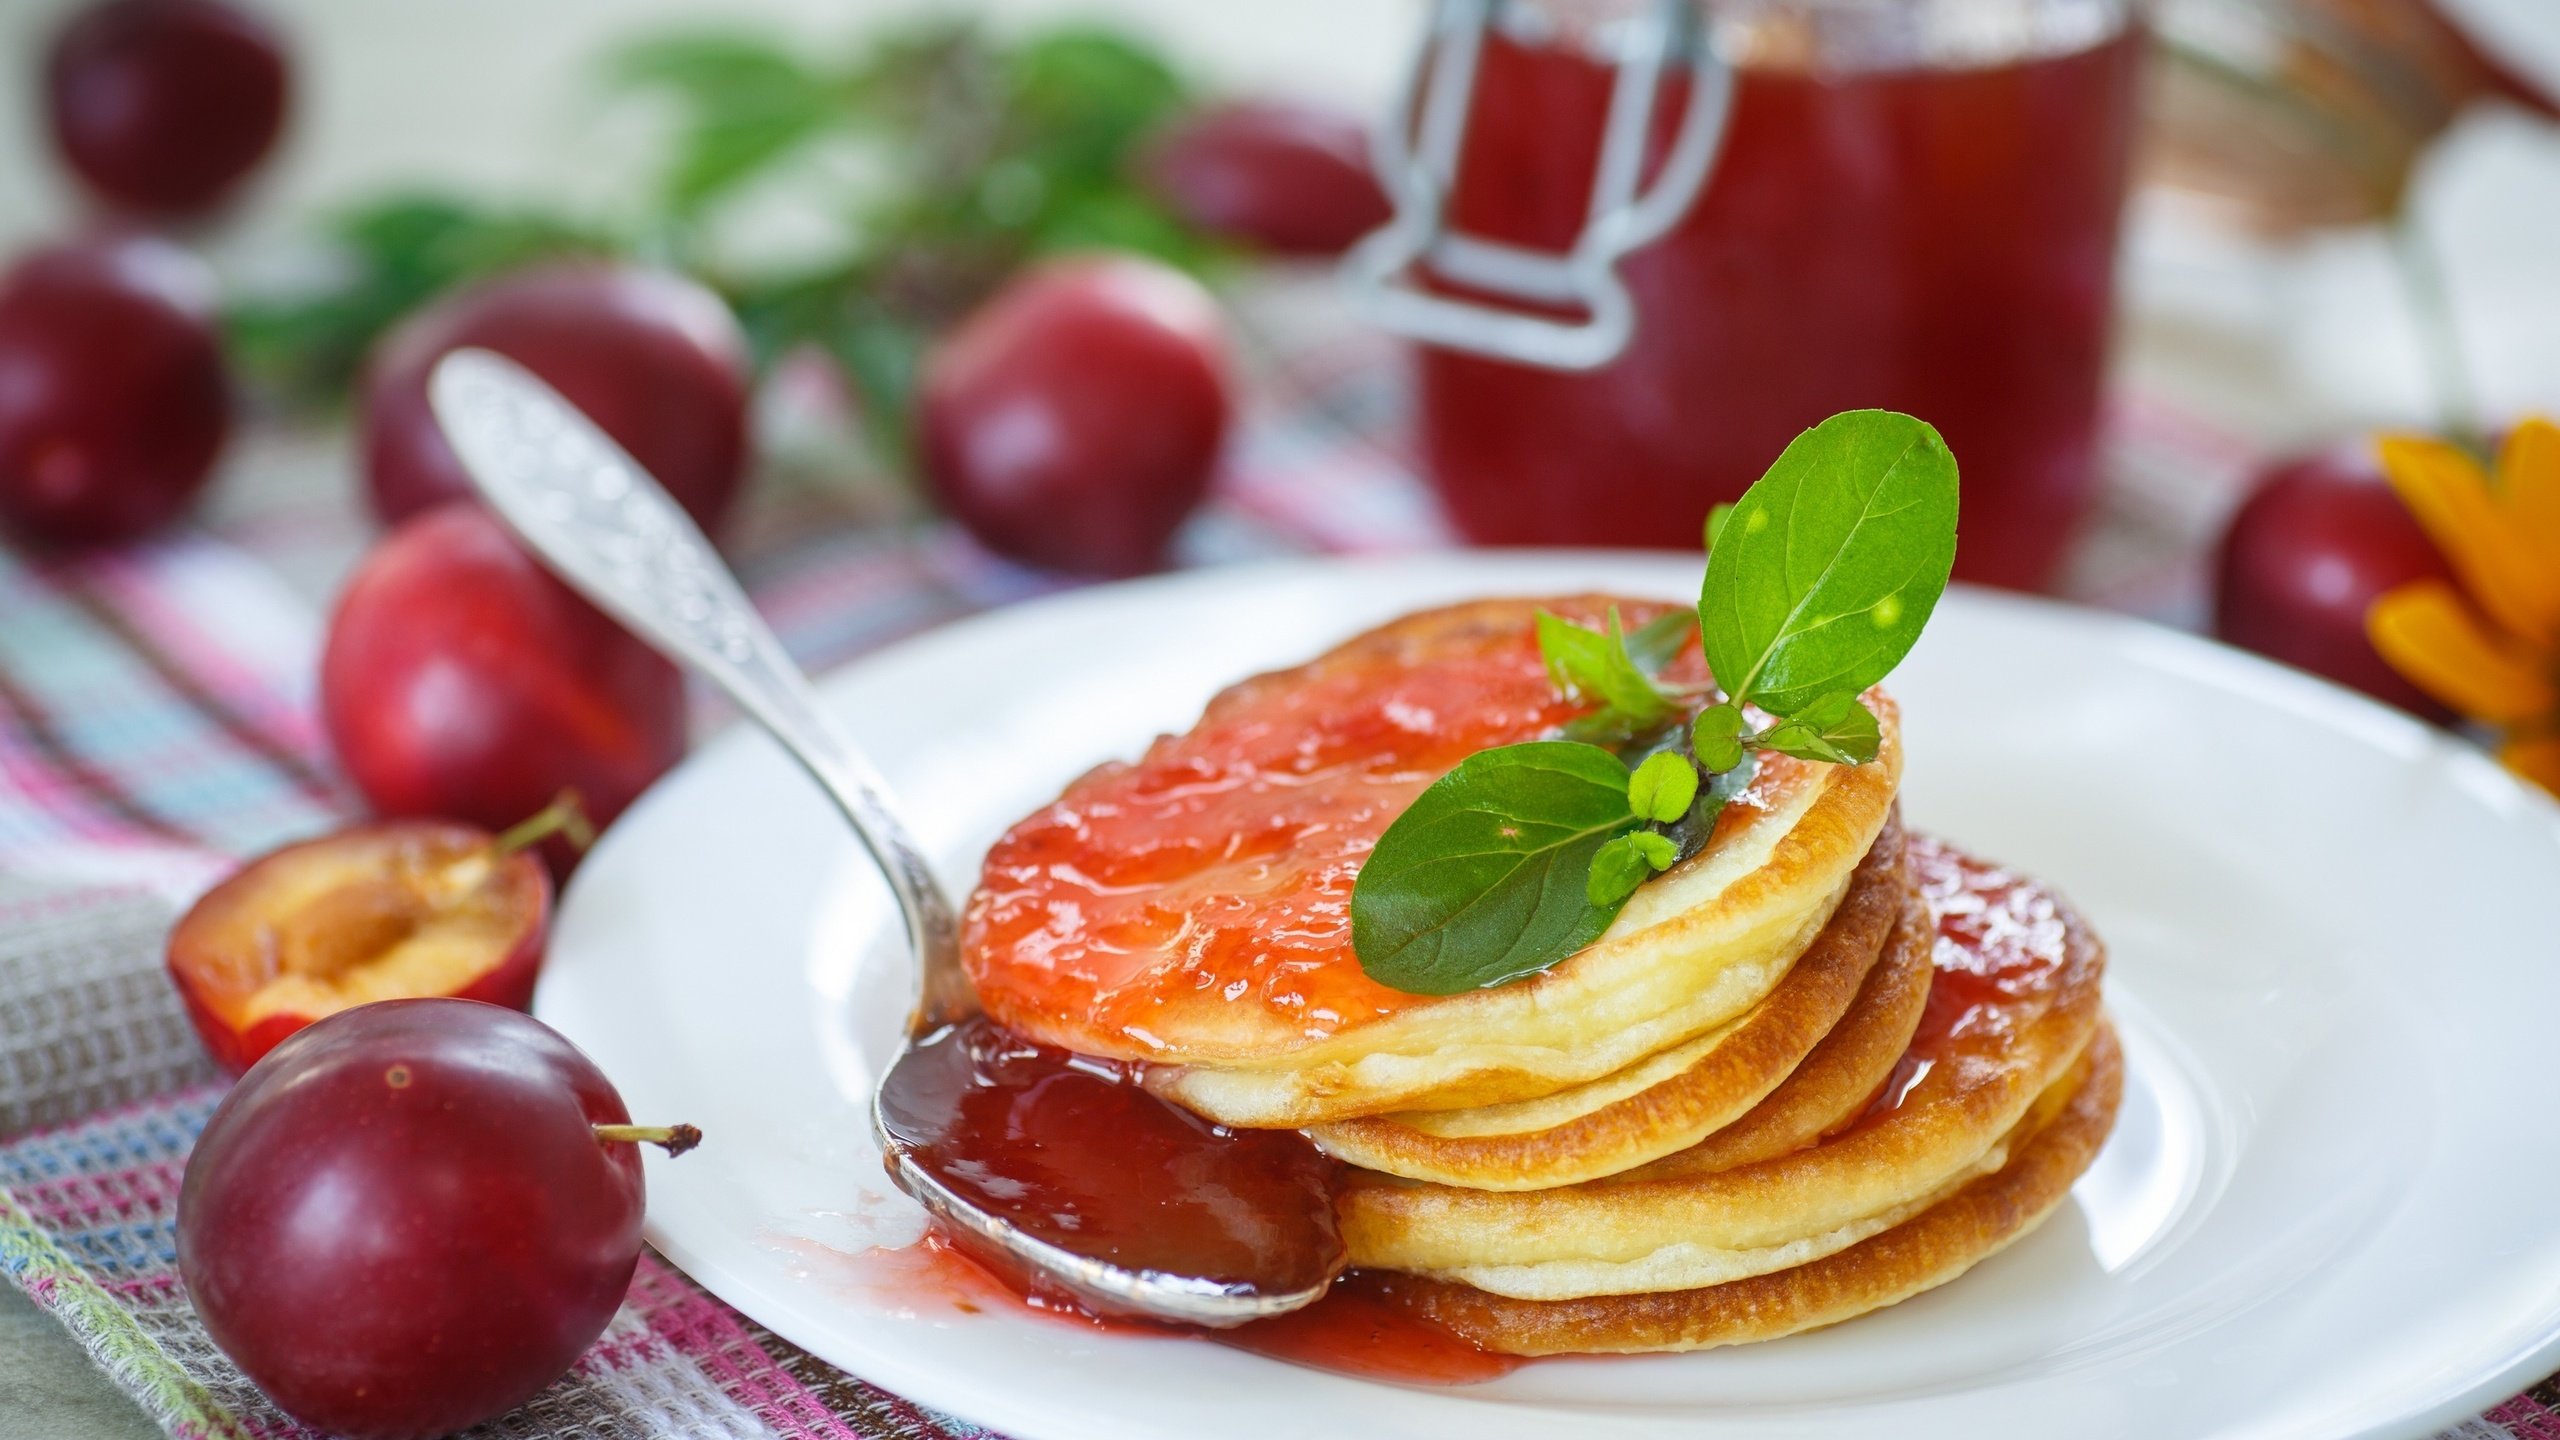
top-left (427, 347), bottom-right (971, 1024)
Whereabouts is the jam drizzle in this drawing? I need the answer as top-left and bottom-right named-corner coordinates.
top-left (1218, 1269), bottom-right (1528, 1384)
top-left (1836, 835), bottom-right (2073, 1133)
top-left (892, 1222), bottom-right (1528, 1386)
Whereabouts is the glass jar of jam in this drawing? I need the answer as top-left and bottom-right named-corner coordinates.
top-left (1352, 0), bottom-right (2147, 590)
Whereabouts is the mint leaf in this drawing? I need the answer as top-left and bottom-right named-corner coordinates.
top-left (1688, 752), bottom-right (1754, 841)
top-left (1353, 407), bottom-right (1959, 1000)
top-left (1587, 830), bottom-right (1679, 906)
top-left (1540, 608), bottom-right (1673, 718)
top-left (608, 34), bottom-right (841, 217)
top-left (1650, 748), bottom-right (1756, 866)
top-left (1749, 690), bottom-right (1882, 766)
top-left (1697, 410), bottom-right (1958, 716)
top-left (1352, 742), bottom-right (1643, 995)
top-left (1540, 608), bottom-right (1675, 745)
top-left (1691, 703), bottom-right (1747, 773)
top-left (1586, 835), bottom-right (1653, 907)
top-left (224, 196), bottom-right (610, 409)
top-left (1624, 610), bottom-right (1698, 674)
top-left (1627, 752), bottom-right (1699, 823)
top-left (1705, 501), bottom-right (1736, 551)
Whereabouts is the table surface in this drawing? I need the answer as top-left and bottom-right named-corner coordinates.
top-left (1, 1285), bottom-right (154, 1440)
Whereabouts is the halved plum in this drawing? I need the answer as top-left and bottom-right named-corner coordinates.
top-left (168, 801), bottom-right (585, 1074)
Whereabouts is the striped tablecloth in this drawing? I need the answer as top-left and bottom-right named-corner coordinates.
top-left (0, 275), bottom-right (2545, 1440)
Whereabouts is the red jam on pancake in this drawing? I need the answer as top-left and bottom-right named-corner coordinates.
top-left (1856, 834), bottom-right (2082, 1126)
top-left (962, 596), bottom-right (1721, 1059)
top-left (1622, 829), bottom-right (2104, 1192)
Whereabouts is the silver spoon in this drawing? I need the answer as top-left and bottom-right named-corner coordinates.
top-left (428, 347), bottom-right (1330, 1326)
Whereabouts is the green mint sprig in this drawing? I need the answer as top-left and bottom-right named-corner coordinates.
top-left (1538, 607), bottom-right (1693, 745)
top-left (1345, 742), bottom-right (1650, 995)
top-left (1350, 410), bottom-right (1958, 996)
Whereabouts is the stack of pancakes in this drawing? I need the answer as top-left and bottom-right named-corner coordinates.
top-left (964, 597), bottom-right (2119, 1355)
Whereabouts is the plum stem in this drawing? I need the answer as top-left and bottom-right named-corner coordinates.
top-left (493, 790), bottom-right (597, 859)
top-left (594, 1123), bottom-right (702, 1157)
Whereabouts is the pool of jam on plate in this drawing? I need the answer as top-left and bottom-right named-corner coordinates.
top-left (1217, 1269), bottom-right (1527, 1384)
top-left (900, 1221), bottom-right (1527, 1386)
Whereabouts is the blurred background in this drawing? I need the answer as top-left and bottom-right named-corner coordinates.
top-left (0, 0), bottom-right (2553, 649)
top-left (0, 0), bottom-right (2555, 622)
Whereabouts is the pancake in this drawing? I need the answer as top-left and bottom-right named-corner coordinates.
top-left (961, 595), bottom-right (1903, 1128)
top-left (1335, 835), bottom-right (2107, 1295)
top-left (1378, 1023), bottom-right (2122, 1353)
top-left (1306, 812), bottom-right (1909, 1190)
top-left (1631, 877), bottom-right (1934, 1179)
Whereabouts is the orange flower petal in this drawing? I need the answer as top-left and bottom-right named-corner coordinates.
top-left (2497, 734), bottom-right (2560, 800)
top-left (2366, 580), bottom-right (2559, 723)
top-left (2495, 417), bottom-right (2560, 559)
top-left (2377, 435), bottom-right (2560, 647)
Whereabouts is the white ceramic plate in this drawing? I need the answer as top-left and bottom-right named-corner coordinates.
top-left (536, 553), bottom-right (2560, 1440)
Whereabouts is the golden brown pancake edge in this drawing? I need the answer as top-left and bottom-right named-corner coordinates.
top-left (1387, 1022), bottom-right (2124, 1354)
top-left (1335, 837), bottom-right (2110, 1273)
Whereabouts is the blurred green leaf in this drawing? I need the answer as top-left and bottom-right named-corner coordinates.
top-left (1029, 188), bottom-right (1213, 267)
top-left (229, 18), bottom-right (1218, 438)
top-left (225, 195), bottom-right (609, 409)
top-left (1004, 28), bottom-right (1186, 172)
top-left (730, 269), bottom-right (929, 466)
top-left (609, 33), bottom-right (842, 218)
